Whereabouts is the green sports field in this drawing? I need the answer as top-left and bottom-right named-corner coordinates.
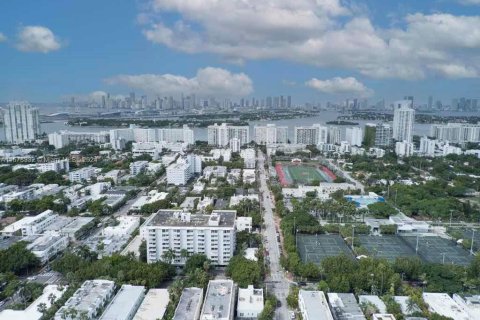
top-left (285, 165), bottom-right (326, 185)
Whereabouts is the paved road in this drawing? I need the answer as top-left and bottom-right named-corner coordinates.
top-left (258, 151), bottom-right (291, 320)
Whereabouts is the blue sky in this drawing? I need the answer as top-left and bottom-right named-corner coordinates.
top-left (1, 0), bottom-right (480, 105)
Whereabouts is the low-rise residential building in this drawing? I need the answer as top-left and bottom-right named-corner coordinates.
top-left (132, 142), bottom-right (163, 160)
top-left (282, 183), bottom-right (355, 200)
top-left (13, 158), bottom-right (70, 173)
top-left (21, 209), bottom-right (57, 236)
top-left (130, 191), bottom-right (169, 212)
top-left (133, 289), bottom-right (170, 320)
top-left (243, 169), bottom-right (256, 184)
top-left (240, 149), bottom-right (256, 169)
top-left (167, 154), bottom-right (202, 186)
top-left (68, 166), bottom-right (96, 183)
top-left (142, 210), bottom-right (236, 265)
top-left (237, 285), bottom-right (263, 319)
top-left (452, 294), bottom-right (480, 319)
top-left (395, 141), bottom-right (414, 157)
top-left (55, 280), bottom-right (115, 320)
top-left (201, 280), bottom-right (236, 320)
top-left (372, 315), bottom-right (396, 320)
top-left (0, 285), bottom-right (67, 320)
top-left (299, 290), bottom-right (333, 320)
top-left (130, 161), bottom-right (149, 175)
top-left (102, 216), bottom-right (140, 238)
top-left (236, 217), bottom-right (253, 232)
top-left (203, 166), bottom-right (228, 179)
top-left (27, 234), bottom-right (69, 263)
top-left (229, 194), bottom-right (259, 207)
top-left (60, 217), bottom-right (95, 240)
top-left (173, 287), bottom-right (204, 320)
top-left (100, 285), bottom-right (145, 320)
top-left (422, 293), bottom-right (470, 320)
top-left (327, 293), bottom-right (366, 320)
top-left (359, 295), bottom-right (387, 313)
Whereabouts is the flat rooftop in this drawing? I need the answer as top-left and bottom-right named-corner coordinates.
top-left (100, 285), bottom-right (145, 320)
top-left (146, 210), bottom-right (236, 228)
top-left (173, 287), bottom-right (203, 320)
top-left (327, 293), bottom-right (366, 320)
top-left (422, 293), bottom-right (470, 320)
top-left (58, 280), bottom-right (115, 315)
top-left (133, 289), bottom-right (169, 320)
top-left (201, 280), bottom-right (235, 320)
top-left (359, 295), bottom-right (387, 314)
top-left (299, 290), bottom-right (334, 320)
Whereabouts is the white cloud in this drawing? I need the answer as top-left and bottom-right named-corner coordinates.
top-left (306, 77), bottom-right (373, 97)
top-left (0, 33), bottom-right (7, 42)
top-left (105, 67), bottom-right (253, 97)
top-left (141, 1), bottom-right (480, 79)
top-left (16, 26), bottom-right (62, 53)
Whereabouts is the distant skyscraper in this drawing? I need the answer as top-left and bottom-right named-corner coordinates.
top-left (428, 96), bottom-right (433, 110)
top-left (287, 96), bottom-right (292, 108)
top-left (3, 101), bottom-right (41, 144)
top-left (403, 96), bottom-right (414, 108)
top-left (393, 101), bottom-right (415, 143)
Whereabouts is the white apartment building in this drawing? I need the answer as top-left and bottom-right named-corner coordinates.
top-left (166, 154), bottom-right (202, 186)
top-left (443, 143), bottom-right (463, 156)
top-left (14, 158), bottom-right (70, 173)
top-left (237, 285), bottom-right (264, 319)
top-left (375, 123), bottom-right (392, 147)
top-left (254, 124), bottom-right (288, 145)
top-left (173, 288), bottom-right (203, 320)
top-left (3, 101), bottom-right (41, 144)
top-left (431, 123), bottom-right (480, 143)
top-left (240, 148), bottom-right (256, 169)
top-left (230, 138), bottom-right (241, 152)
top-left (201, 280), bottom-right (236, 320)
top-left (48, 130), bottom-right (110, 149)
top-left (55, 280), bottom-right (116, 320)
top-left (130, 161), bottom-right (149, 175)
top-left (133, 289), bottom-right (170, 320)
top-left (345, 127), bottom-right (363, 147)
top-left (328, 126), bottom-right (342, 145)
top-left (395, 141), bottom-right (414, 157)
top-left (21, 209), bottom-right (58, 236)
top-left (27, 234), bottom-right (69, 263)
top-left (132, 142), bottom-right (163, 160)
top-left (142, 210), bottom-right (236, 265)
top-left (294, 124), bottom-right (328, 145)
top-left (208, 123), bottom-right (250, 147)
top-left (109, 125), bottom-right (194, 150)
top-left (235, 217), bottom-right (253, 232)
top-left (100, 285), bottom-right (145, 320)
top-left (423, 293), bottom-right (470, 320)
top-left (298, 290), bottom-right (333, 320)
top-left (68, 166), bottom-right (96, 183)
top-left (392, 100), bottom-right (415, 142)
top-left (419, 136), bottom-right (436, 157)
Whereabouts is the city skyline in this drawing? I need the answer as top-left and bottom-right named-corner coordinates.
top-left (1, 0), bottom-right (480, 103)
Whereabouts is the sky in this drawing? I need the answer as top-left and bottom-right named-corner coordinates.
top-left (1, 0), bottom-right (480, 105)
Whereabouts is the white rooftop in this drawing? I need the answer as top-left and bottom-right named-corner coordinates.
top-left (359, 295), bottom-right (387, 314)
top-left (100, 285), bottom-right (145, 320)
top-left (299, 290), bottom-right (334, 320)
top-left (0, 285), bottom-right (67, 320)
top-left (133, 289), bottom-right (169, 320)
top-left (422, 293), bottom-right (470, 320)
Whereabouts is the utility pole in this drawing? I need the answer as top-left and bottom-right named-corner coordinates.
top-left (471, 229), bottom-right (475, 255)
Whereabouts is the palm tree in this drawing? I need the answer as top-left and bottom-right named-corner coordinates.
top-left (37, 302), bottom-right (47, 315)
top-left (180, 249), bottom-right (190, 261)
top-left (48, 293), bottom-right (57, 305)
top-left (406, 297), bottom-right (417, 314)
top-left (162, 249), bottom-right (176, 264)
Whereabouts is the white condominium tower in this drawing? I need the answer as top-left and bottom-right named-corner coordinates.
top-left (294, 124), bottom-right (327, 145)
top-left (3, 101), bottom-right (41, 144)
top-left (430, 123), bottom-right (480, 143)
top-left (254, 124), bottom-right (288, 145)
top-left (207, 123), bottom-right (249, 147)
top-left (392, 100), bottom-right (415, 143)
top-left (142, 210), bottom-right (236, 266)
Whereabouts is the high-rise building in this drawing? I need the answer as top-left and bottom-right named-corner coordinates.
top-left (392, 100), bottom-right (415, 142)
top-left (419, 136), bottom-right (436, 157)
top-left (428, 96), bottom-right (433, 110)
top-left (327, 126), bottom-right (342, 145)
top-left (254, 124), bottom-right (288, 145)
top-left (141, 210), bottom-right (236, 265)
top-left (395, 141), bottom-right (414, 157)
top-left (430, 123), bottom-right (480, 143)
top-left (375, 123), bottom-right (392, 147)
top-left (287, 96), bottom-right (292, 108)
top-left (345, 127), bottom-right (363, 147)
top-left (294, 124), bottom-right (327, 145)
top-left (3, 101), bottom-right (41, 144)
top-left (207, 123), bottom-right (249, 146)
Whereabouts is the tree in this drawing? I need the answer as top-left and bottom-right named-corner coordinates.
top-left (0, 242), bottom-right (40, 275)
top-left (139, 240), bottom-right (147, 262)
top-left (226, 256), bottom-right (263, 288)
top-left (162, 249), bottom-right (176, 264)
top-left (286, 286), bottom-right (299, 309)
top-left (37, 302), bottom-right (47, 315)
top-left (185, 254), bottom-right (210, 274)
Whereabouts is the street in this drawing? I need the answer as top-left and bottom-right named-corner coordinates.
top-left (258, 151), bottom-right (291, 320)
